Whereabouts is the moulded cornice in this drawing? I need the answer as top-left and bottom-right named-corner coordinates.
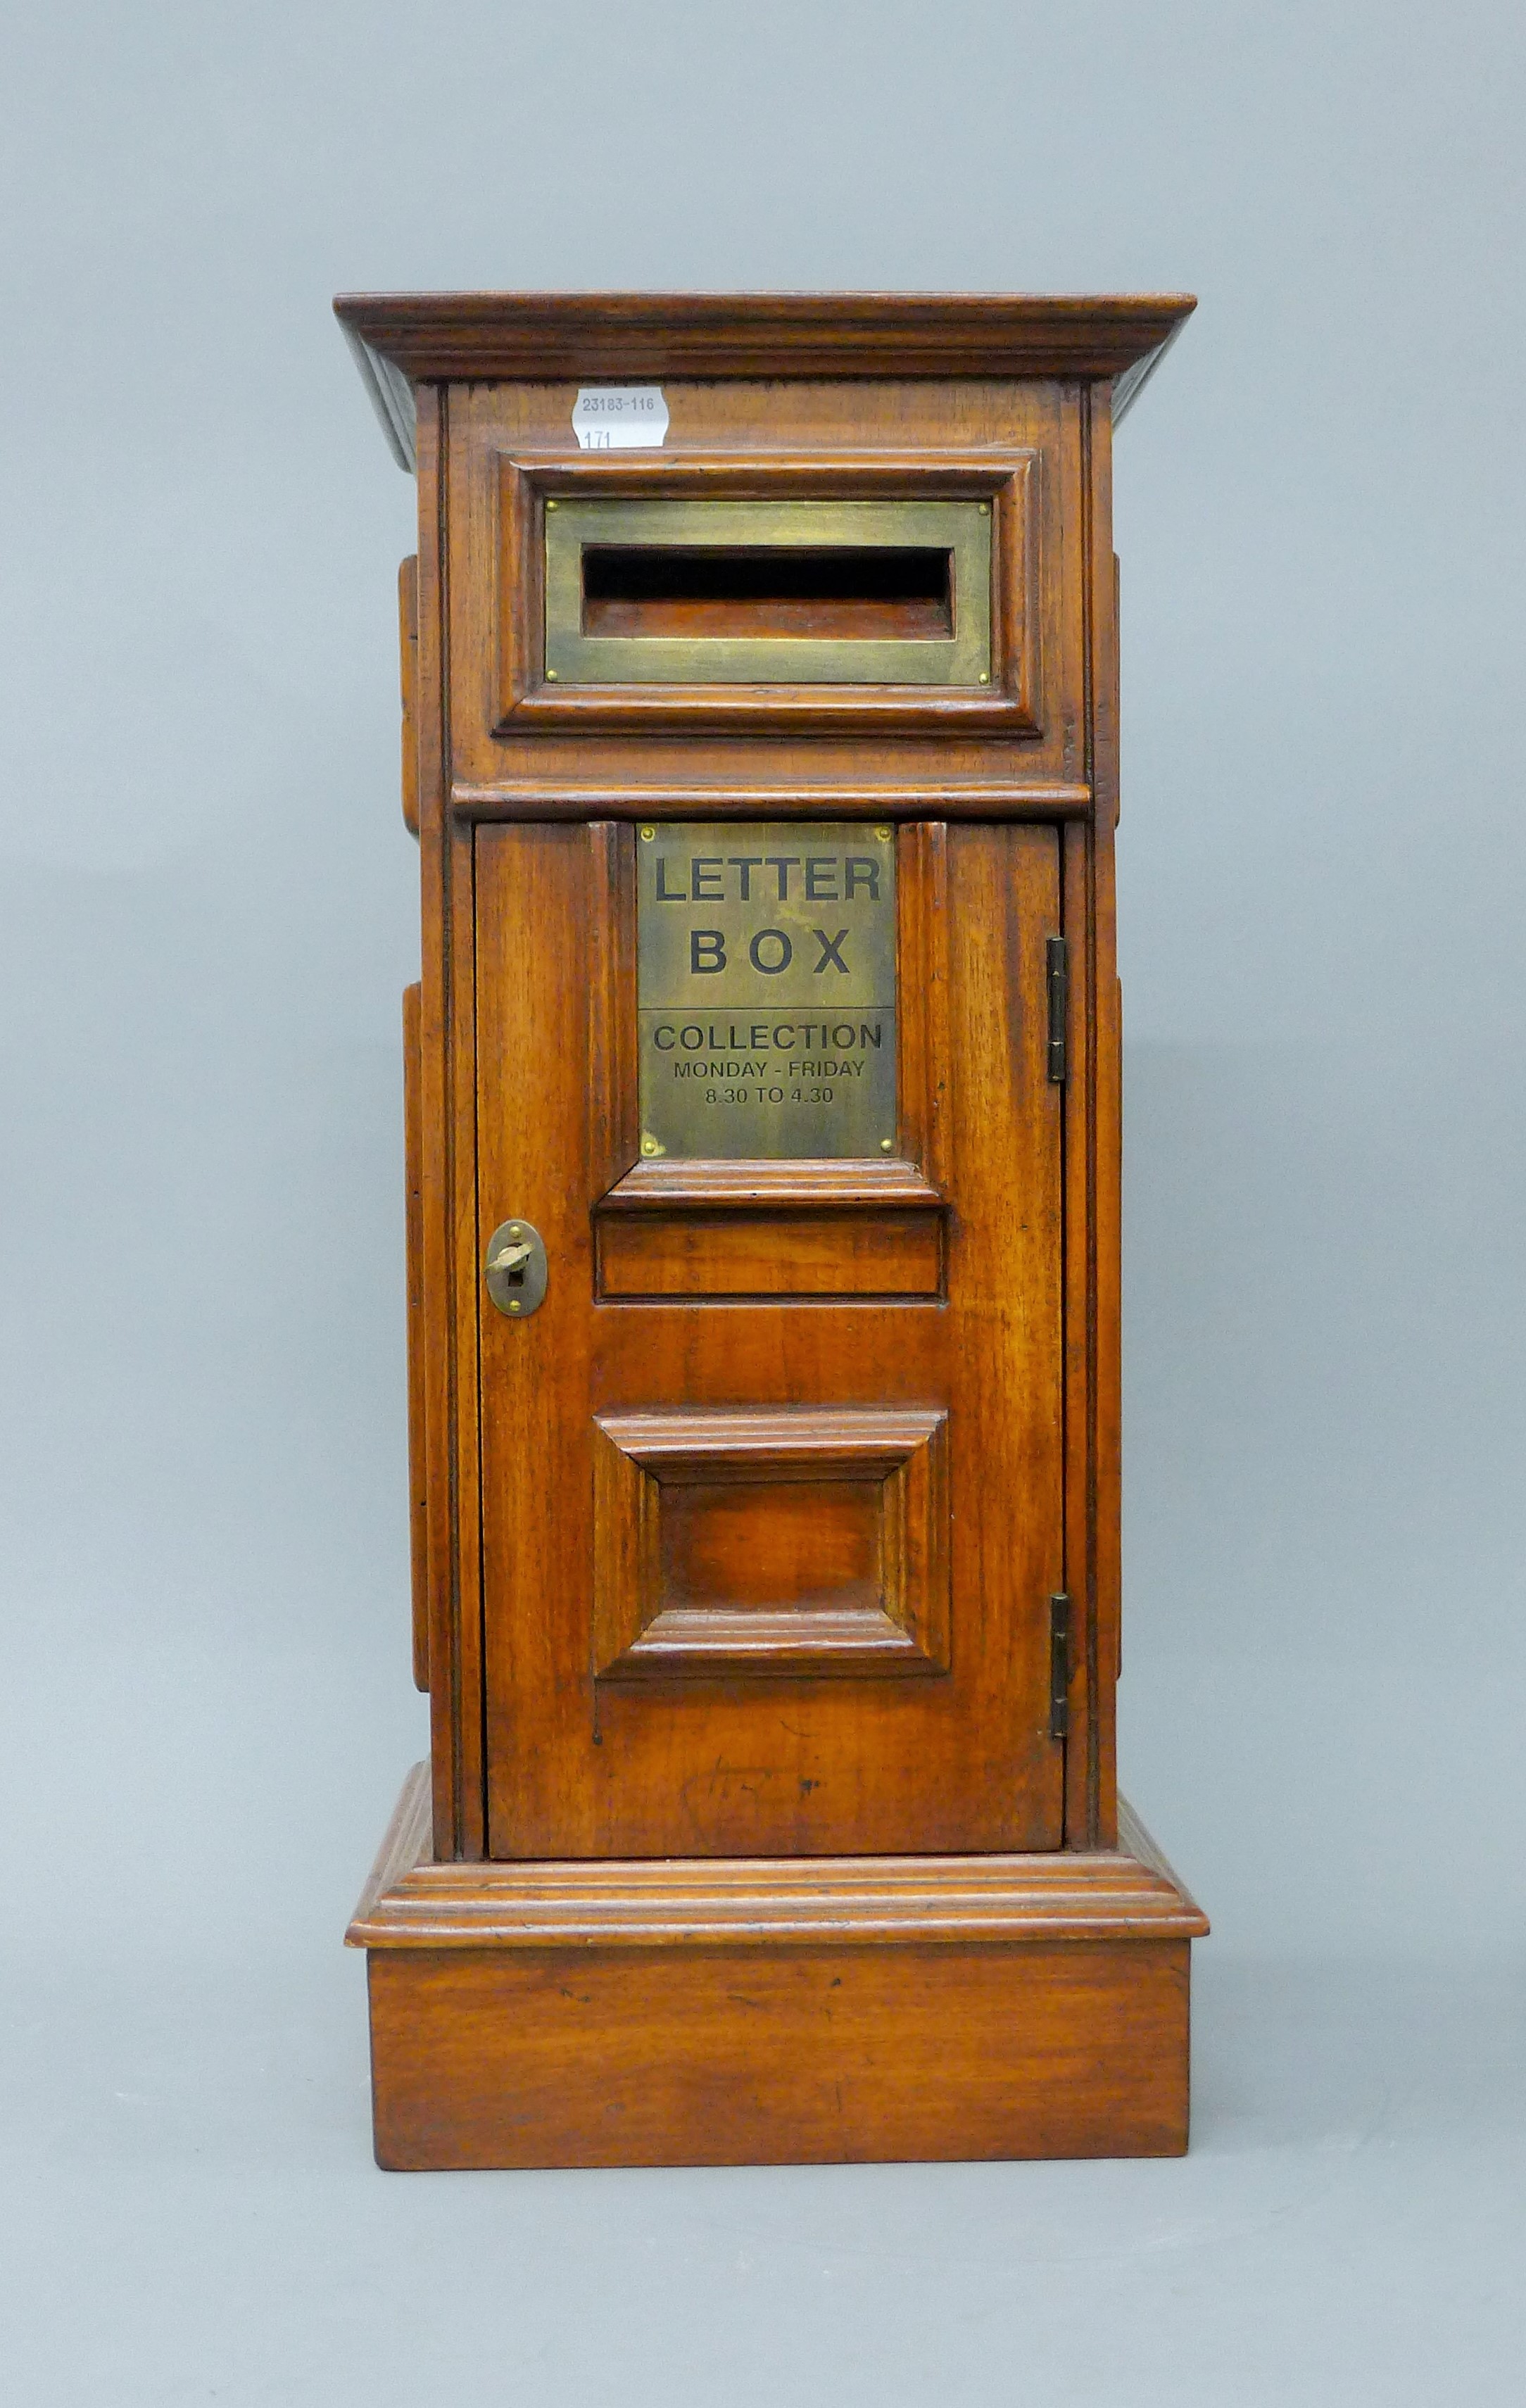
top-left (334, 287), bottom-right (1194, 383)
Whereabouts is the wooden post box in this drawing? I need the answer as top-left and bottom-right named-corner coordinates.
top-left (337, 292), bottom-right (1208, 2169)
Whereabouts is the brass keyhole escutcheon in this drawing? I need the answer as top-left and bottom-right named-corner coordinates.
top-left (484, 1219), bottom-right (548, 1318)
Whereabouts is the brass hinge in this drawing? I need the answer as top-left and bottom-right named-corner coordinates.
top-left (1049, 1592), bottom-right (1071, 1740)
top-left (1045, 936), bottom-right (1068, 1083)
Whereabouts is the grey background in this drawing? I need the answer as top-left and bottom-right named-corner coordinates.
top-left (2, 2), bottom-right (1522, 2400)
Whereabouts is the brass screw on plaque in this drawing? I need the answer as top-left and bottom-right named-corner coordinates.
top-left (546, 499), bottom-right (557, 510)
top-left (641, 1135), bottom-right (660, 1156)
top-left (881, 1137), bottom-right (894, 1152)
top-left (876, 826), bottom-right (893, 840)
top-left (978, 503), bottom-right (989, 515)
top-left (546, 669), bottom-right (559, 681)
top-left (640, 826), bottom-right (655, 841)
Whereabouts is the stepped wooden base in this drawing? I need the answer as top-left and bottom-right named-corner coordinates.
top-left (348, 1767), bottom-right (1207, 2170)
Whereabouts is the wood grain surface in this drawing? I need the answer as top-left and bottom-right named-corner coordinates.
top-left (334, 289), bottom-right (1195, 383)
top-left (399, 365), bottom-right (1126, 1867)
top-left (351, 1765), bottom-right (1208, 1949)
top-left (367, 1940), bottom-right (1193, 2168)
top-left (474, 819), bottom-right (1064, 1859)
top-left (448, 391), bottom-right (1082, 798)
top-left (353, 1770), bottom-right (1204, 2169)
top-left (596, 1209), bottom-right (943, 1299)
top-left (401, 983), bottom-right (427, 1693)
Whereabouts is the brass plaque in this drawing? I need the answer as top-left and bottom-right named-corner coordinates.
top-left (637, 823), bottom-right (896, 1161)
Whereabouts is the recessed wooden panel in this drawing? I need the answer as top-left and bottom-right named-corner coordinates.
top-left (591, 1405), bottom-right (949, 1680)
top-left (665, 1477), bottom-right (881, 1613)
top-left (597, 1209), bottom-right (942, 1298)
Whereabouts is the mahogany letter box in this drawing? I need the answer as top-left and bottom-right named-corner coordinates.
top-left (338, 291), bottom-right (1208, 2169)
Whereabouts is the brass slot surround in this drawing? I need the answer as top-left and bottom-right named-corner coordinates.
top-left (544, 498), bottom-right (992, 688)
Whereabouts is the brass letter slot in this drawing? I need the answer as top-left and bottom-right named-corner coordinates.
top-left (545, 498), bottom-right (991, 688)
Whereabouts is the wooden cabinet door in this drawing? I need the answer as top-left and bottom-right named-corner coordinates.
top-left (475, 820), bottom-right (1065, 1858)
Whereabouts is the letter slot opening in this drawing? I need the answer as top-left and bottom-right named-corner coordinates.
top-left (581, 547), bottom-right (954, 641)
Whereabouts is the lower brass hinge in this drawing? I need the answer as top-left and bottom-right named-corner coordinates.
top-left (1045, 936), bottom-right (1068, 1083)
top-left (1049, 1592), bottom-right (1071, 1740)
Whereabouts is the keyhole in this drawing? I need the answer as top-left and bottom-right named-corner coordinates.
top-left (486, 1218), bottom-right (546, 1319)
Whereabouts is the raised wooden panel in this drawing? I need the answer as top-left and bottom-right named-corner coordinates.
top-left (591, 1406), bottom-right (949, 1679)
top-left (596, 1209), bottom-right (943, 1299)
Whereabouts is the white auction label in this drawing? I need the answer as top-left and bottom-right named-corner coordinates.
top-left (571, 386), bottom-right (669, 450)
